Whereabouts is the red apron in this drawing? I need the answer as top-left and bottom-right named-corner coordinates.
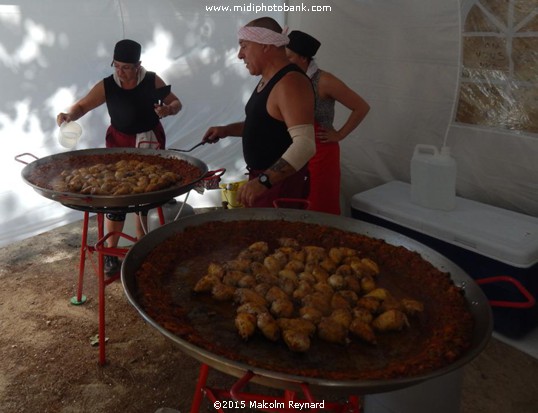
top-left (105, 122), bottom-right (165, 149)
top-left (307, 124), bottom-right (341, 215)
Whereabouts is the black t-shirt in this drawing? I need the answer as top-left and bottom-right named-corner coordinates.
top-left (104, 71), bottom-right (159, 134)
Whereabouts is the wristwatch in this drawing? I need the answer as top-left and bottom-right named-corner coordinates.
top-left (258, 173), bottom-right (272, 189)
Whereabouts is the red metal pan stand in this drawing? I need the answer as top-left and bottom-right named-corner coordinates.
top-left (190, 363), bottom-right (362, 413)
top-left (71, 208), bottom-right (166, 366)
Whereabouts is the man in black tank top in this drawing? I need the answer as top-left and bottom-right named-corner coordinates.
top-left (203, 17), bottom-right (316, 208)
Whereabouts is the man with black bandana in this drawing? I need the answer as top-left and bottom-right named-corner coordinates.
top-left (56, 39), bottom-right (182, 275)
top-left (202, 17), bottom-right (315, 208)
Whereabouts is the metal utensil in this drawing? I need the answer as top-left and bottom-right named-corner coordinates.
top-left (169, 141), bottom-right (206, 153)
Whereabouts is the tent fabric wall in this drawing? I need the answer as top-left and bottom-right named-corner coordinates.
top-left (290, 0), bottom-right (464, 216)
top-left (2, 0), bottom-right (537, 248)
top-left (1, 1), bottom-right (282, 247)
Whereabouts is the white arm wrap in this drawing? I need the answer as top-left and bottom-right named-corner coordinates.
top-left (281, 124), bottom-right (315, 171)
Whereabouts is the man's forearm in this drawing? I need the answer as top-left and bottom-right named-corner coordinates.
top-left (223, 122), bottom-right (245, 137)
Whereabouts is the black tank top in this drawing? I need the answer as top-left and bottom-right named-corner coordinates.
top-left (104, 71), bottom-right (159, 134)
top-left (243, 64), bottom-right (305, 170)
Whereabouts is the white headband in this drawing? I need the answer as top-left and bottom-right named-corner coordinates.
top-left (237, 26), bottom-right (289, 47)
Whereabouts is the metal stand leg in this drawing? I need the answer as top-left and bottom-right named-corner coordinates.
top-left (71, 211), bottom-right (89, 305)
top-left (191, 363), bottom-right (210, 413)
top-left (70, 207), bottom-right (166, 366)
top-left (190, 363), bottom-right (362, 413)
top-left (97, 213), bottom-right (107, 366)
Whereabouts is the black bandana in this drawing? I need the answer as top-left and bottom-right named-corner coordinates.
top-left (113, 39), bottom-right (141, 63)
top-left (287, 31), bottom-right (321, 58)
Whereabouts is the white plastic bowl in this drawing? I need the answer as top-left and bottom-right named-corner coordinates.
top-left (58, 121), bottom-right (82, 149)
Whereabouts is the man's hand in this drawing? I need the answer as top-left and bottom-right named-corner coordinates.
top-left (202, 126), bottom-right (224, 144)
top-left (237, 179), bottom-right (267, 207)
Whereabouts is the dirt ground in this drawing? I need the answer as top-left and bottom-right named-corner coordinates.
top-left (0, 215), bottom-right (234, 413)
top-left (1, 214), bottom-right (538, 413)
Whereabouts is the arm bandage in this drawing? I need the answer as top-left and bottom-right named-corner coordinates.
top-left (281, 124), bottom-right (315, 171)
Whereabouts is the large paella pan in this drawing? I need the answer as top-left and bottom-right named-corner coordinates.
top-left (19, 148), bottom-right (209, 208)
top-left (121, 208), bottom-right (492, 394)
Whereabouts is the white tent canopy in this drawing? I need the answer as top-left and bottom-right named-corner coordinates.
top-left (2, 0), bottom-right (537, 248)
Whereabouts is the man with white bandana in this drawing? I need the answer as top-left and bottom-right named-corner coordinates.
top-left (203, 17), bottom-right (315, 208)
top-left (56, 39), bottom-right (182, 275)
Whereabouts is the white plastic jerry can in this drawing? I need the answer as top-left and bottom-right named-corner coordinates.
top-left (410, 144), bottom-right (457, 211)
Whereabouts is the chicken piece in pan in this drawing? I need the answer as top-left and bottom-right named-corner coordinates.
top-left (319, 258), bottom-right (338, 273)
top-left (207, 262), bottom-right (225, 279)
top-left (282, 329), bottom-right (310, 352)
top-left (372, 309), bottom-right (409, 332)
top-left (330, 308), bottom-right (353, 329)
top-left (337, 290), bottom-right (359, 307)
top-left (253, 282), bottom-right (272, 297)
top-left (263, 255), bottom-right (285, 273)
top-left (355, 296), bottom-right (382, 314)
top-left (238, 248), bottom-right (266, 263)
top-left (352, 306), bottom-right (374, 324)
top-left (234, 288), bottom-right (267, 307)
top-left (344, 275), bottom-right (362, 294)
top-left (257, 312), bottom-right (280, 342)
top-left (360, 258), bottom-right (380, 276)
top-left (304, 246), bottom-right (327, 264)
top-left (270, 298), bottom-right (294, 318)
top-left (292, 281), bottom-right (313, 301)
top-left (265, 285), bottom-right (289, 303)
top-left (360, 275), bottom-right (377, 293)
top-left (299, 305), bottom-right (324, 325)
top-left (365, 287), bottom-right (391, 301)
top-left (349, 318), bottom-right (377, 344)
top-left (237, 274), bottom-right (256, 289)
top-left (317, 317), bottom-right (348, 344)
top-left (211, 282), bottom-right (236, 301)
top-left (311, 266), bottom-right (330, 283)
top-left (327, 274), bottom-right (346, 290)
top-left (277, 237), bottom-right (300, 248)
top-left (277, 318), bottom-right (316, 337)
top-left (235, 312), bottom-right (257, 340)
top-left (222, 270), bottom-right (247, 287)
top-left (331, 292), bottom-right (352, 311)
top-left (302, 292), bottom-right (332, 316)
top-left (298, 271), bottom-right (316, 285)
top-left (236, 302), bottom-right (267, 316)
top-left (225, 259), bottom-right (251, 272)
top-left (254, 271), bottom-right (280, 286)
top-left (313, 282), bottom-right (334, 297)
top-left (248, 241), bottom-right (270, 254)
top-left (400, 298), bottom-right (425, 316)
top-left (335, 264), bottom-right (354, 276)
top-left (284, 259), bottom-right (305, 273)
top-left (278, 269), bottom-right (299, 285)
top-left (193, 274), bottom-right (220, 293)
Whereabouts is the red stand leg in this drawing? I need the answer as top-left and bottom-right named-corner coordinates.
top-left (71, 211), bottom-right (89, 305)
top-left (71, 207), bottom-right (168, 366)
top-left (190, 364), bottom-right (362, 413)
top-left (191, 363), bottom-right (210, 413)
top-left (96, 213), bottom-right (107, 366)
top-left (157, 206), bottom-right (165, 226)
